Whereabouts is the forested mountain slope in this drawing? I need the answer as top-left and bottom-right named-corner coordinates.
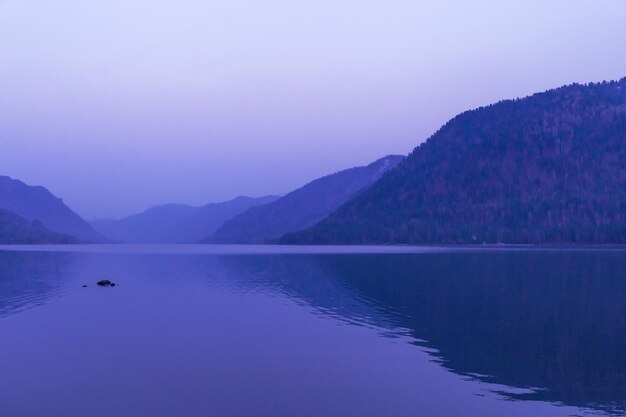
top-left (283, 79), bottom-right (626, 244)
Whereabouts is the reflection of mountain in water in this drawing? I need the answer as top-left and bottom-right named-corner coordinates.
top-left (0, 251), bottom-right (72, 318)
top-left (2, 248), bottom-right (626, 414)
top-left (216, 252), bottom-right (626, 414)
top-left (213, 255), bottom-right (397, 331)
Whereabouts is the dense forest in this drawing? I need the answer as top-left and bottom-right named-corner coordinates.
top-left (282, 78), bottom-right (626, 244)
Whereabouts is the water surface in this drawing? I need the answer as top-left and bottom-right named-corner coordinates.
top-left (1, 245), bottom-right (626, 417)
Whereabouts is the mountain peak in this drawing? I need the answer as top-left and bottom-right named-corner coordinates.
top-left (0, 175), bottom-right (106, 242)
top-left (204, 155), bottom-right (404, 244)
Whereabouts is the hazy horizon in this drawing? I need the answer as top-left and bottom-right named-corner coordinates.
top-left (2, 0), bottom-right (625, 219)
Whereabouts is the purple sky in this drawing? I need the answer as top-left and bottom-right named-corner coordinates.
top-left (1, 0), bottom-right (625, 219)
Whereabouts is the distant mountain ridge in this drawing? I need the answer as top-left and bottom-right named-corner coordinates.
top-left (204, 155), bottom-right (404, 243)
top-left (0, 176), bottom-right (106, 242)
top-left (91, 195), bottom-right (279, 243)
top-left (0, 209), bottom-right (79, 244)
top-left (283, 78), bottom-right (626, 244)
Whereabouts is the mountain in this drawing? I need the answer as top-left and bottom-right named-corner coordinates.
top-left (204, 155), bottom-right (404, 243)
top-left (90, 195), bottom-right (279, 243)
top-left (0, 176), bottom-right (106, 242)
top-left (282, 78), bottom-right (626, 244)
top-left (0, 209), bottom-right (78, 244)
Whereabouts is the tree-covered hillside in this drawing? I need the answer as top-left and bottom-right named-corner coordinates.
top-left (283, 78), bottom-right (626, 244)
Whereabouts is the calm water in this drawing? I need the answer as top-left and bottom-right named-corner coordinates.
top-left (1, 245), bottom-right (626, 417)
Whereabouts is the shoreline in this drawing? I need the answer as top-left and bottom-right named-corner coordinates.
top-left (3, 243), bottom-right (626, 255)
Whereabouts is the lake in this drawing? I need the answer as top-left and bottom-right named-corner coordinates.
top-left (1, 245), bottom-right (625, 417)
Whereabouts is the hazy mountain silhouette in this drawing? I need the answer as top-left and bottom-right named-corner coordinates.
top-left (204, 155), bottom-right (404, 243)
top-left (283, 78), bottom-right (626, 244)
top-left (0, 176), bottom-right (106, 242)
top-left (0, 209), bottom-right (78, 244)
top-left (91, 195), bottom-right (279, 243)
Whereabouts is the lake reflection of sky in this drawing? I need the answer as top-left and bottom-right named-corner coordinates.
top-left (1, 246), bottom-right (625, 417)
